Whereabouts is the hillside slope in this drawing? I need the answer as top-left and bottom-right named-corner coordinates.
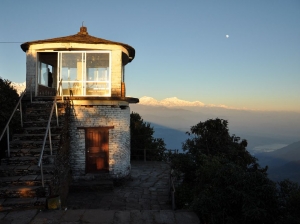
top-left (256, 141), bottom-right (300, 183)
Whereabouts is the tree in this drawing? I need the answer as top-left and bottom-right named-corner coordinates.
top-left (182, 118), bottom-right (261, 170)
top-left (0, 78), bottom-right (20, 156)
top-left (171, 118), bottom-right (279, 224)
top-left (130, 112), bottom-right (166, 161)
top-left (277, 179), bottom-right (300, 224)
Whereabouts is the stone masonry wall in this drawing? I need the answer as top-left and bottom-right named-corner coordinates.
top-left (69, 104), bottom-right (131, 180)
top-left (25, 50), bottom-right (37, 93)
top-left (111, 50), bottom-right (122, 97)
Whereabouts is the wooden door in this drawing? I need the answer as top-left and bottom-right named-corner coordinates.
top-left (85, 128), bottom-right (109, 173)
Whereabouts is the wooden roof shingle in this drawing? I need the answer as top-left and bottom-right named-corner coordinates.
top-left (20, 26), bottom-right (135, 61)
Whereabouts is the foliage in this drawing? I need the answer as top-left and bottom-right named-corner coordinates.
top-left (130, 112), bottom-right (167, 161)
top-left (0, 78), bottom-right (20, 154)
top-left (171, 118), bottom-right (295, 224)
top-left (276, 179), bottom-right (300, 224)
top-left (182, 118), bottom-right (262, 171)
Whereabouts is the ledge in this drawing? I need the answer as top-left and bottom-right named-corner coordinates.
top-left (24, 96), bottom-right (139, 104)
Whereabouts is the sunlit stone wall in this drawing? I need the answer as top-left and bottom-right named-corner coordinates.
top-left (111, 50), bottom-right (122, 97)
top-left (25, 50), bottom-right (37, 92)
top-left (69, 104), bottom-right (131, 180)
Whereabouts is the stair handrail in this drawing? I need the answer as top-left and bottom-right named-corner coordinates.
top-left (0, 78), bottom-right (33, 157)
top-left (38, 79), bottom-right (63, 187)
top-left (170, 169), bottom-right (176, 210)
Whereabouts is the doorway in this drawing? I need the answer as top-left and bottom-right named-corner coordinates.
top-left (85, 128), bottom-right (109, 173)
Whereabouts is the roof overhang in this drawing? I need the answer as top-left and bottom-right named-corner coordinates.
top-left (20, 26), bottom-right (135, 62)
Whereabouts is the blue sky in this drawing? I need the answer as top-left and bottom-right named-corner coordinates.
top-left (0, 0), bottom-right (299, 111)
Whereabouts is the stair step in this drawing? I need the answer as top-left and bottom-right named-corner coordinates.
top-left (17, 148), bottom-right (57, 157)
top-left (9, 140), bottom-right (60, 149)
top-left (20, 126), bottom-right (62, 134)
top-left (1, 155), bottom-right (56, 166)
top-left (0, 164), bottom-right (55, 177)
top-left (26, 104), bottom-right (65, 109)
top-left (12, 134), bottom-right (61, 141)
top-left (23, 120), bottom-right (64, 128)
top-left (8, 148), bottom-right (57, 157)
top-left (26, 114), bottom-right (59, 120)
top-left (27, 101), bottom-right (65, 106)
top-left (0, 197), bottom-right (47, 211)
top-left (0, 174), bottom-right (54, 187)
top-left (0, 185), bottom-right (49, 198)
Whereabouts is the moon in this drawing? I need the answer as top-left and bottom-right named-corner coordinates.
top-left (226, 35), bottom-right (229, 38)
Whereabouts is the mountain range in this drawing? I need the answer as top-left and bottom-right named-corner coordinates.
top-left (131, 101), bottom-right (300, 152)
top-left (139, 96), bottom-right (244, 109)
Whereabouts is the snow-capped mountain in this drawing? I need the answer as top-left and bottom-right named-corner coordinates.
top-left (140, 96), bottom-right (205, 107)
top-left (11, 82), bottom-right (26, 95)
top-left (139, 96), bottom-right (250, 110)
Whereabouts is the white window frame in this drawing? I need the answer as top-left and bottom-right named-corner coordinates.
top-left (58, 51), bottom-right (111, 97)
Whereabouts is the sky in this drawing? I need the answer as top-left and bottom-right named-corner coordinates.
top-left (0, 0), bottom-right (299, 112)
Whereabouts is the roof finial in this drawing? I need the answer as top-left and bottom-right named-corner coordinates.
top-left (78, 22), bottom-right (88, 35)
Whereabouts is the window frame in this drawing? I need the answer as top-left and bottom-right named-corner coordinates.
top-left (37, 50), bottom-right (112, 97)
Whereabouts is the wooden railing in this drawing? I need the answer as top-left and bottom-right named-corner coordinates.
top-left (0, 79), bottom-right (33, 157)
top-left (38, 79), bottom-right (62, 187)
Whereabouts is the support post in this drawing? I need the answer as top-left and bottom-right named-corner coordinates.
top-left (41, 162), bottom-right (44, 187)
top-left (55, 101), bottom-right (59, 127)
top-left (20, 102), bottom-right (23, 128)
top-left (49, 129), bottom-right (52, 155)
top-left (7, 126), bottom-right (10, 157)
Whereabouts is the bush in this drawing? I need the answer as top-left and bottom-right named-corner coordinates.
top-left (0, 78), bottom-right (20, 156)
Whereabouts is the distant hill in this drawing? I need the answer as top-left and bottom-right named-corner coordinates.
top-left (256, 141), bottom-right (300, 168)
top-left (131, 103), bottom-right (300, 152)
top-left (268, 160), bottom-right (300, 183)
top-left (256, 141), bottom-right (300, 183)
top-left (150, 123), bottom-right (187, 152)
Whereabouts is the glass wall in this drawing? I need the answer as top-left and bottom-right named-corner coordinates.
top-left (86, 53), bottom-right (110, 96)
top-left (59, 51), bottom-right (111, 96)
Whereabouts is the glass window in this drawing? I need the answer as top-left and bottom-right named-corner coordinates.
top-left (86, 53), bottom-right (110, 96)
top-left (37, 52), bottom-right (56, 89)
top-left (40, 63), bottom-right (48, 86)
top-left (59, 51), bottom-right (111, 96)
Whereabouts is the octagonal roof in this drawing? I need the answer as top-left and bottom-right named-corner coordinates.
top-left (20, 26), bottom-right (135, 62)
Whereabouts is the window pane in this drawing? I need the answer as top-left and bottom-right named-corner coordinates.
top-left (61, 53), bottom-right (83, 81)
top-left (86, 53), bottom-right (109, 82)
top-left (60, 51), bottom-right (111, 96)
top-left (61, 52), bottom-right (84, 96)
top-left (40, 63), bottom-right (48, 86)
top-left (86, 82), bottom-right (110, 96)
